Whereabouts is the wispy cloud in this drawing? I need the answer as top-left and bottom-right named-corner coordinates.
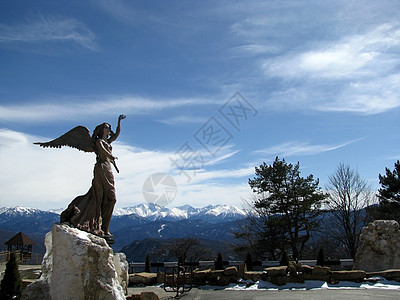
top-left (259, 23), bottom-right (400, 115)
top-left (232, 44), bottom-right (281, 56)
top-left (0, 15), bottom-right (97, 51)
top-left (157, 115), bottom-right (208, 126)
top-left (95, 0), bottom-right (141, 24)
top-left (263, 23), bottom-right (400, 79)
top-left (265, 72), bottom-right (400, 115)
top-left (254, 139), bottom-right (364, 157)
top-left (0, 95), bottom-right (215, 123)
top-left (316, 73), bottom-right (400, 114)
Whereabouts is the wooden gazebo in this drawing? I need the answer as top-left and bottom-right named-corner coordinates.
top-left (5, 232), bottom-right (35, 261)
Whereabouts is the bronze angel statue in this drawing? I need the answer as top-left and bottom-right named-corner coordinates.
top-left (35, 115), bottom-right (126, 242)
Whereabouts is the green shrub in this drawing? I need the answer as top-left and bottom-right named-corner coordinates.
top-left (317, 248), bottom-right (325, 266)
top-left (215, 252), bottom-right (224, 270)
top-left (245, 252), bottom-right (254, 271)
top-left (279, 250), bottom-right (289, 266)
top-left (0, 252), bottom-right (23, 300)
top-left (145, 254), bottom-right (151, 273)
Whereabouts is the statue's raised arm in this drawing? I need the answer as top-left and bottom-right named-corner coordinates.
top-left (108, 114), bottom-right (126, 144)
top-left (34, 116), bottom-right (126, 244)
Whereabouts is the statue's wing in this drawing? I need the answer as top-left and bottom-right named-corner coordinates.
top-left (34, 126), bottom-right (95, 152)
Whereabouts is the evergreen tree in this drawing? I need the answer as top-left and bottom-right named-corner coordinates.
top-left (316, 248), bottom-right (325, 266)
top-left (215, 252), bottom-right (224, 270)
top-left (0, 252), bottom-right (23, 300)
top-left (233, 198), bottom-right (287, 261)
top-left (279, 249), bottom-right (289, 266)
top-left (145, 254), bottom-right (151, 273)
top-left (377, 160), bottom-right (400, 222)
top-left (248, 157), bottom-right (327, 260)
top-left (245, 252), bottom-right (254, 271)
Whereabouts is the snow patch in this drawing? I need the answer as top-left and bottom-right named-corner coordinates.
top-left (158, 224), bottom-right (166, 236)
top-left (222, 278), bottom-right (400, 291)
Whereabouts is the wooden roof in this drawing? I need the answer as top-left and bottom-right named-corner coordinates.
top-left (5, 232), bottom-right (35, 246)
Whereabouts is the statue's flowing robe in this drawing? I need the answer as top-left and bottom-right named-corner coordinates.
top-left (60, 141), bottom-right (116, 236)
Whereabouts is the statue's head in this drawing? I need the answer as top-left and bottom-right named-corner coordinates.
top-left (93, 123), bottom-right (113, 139)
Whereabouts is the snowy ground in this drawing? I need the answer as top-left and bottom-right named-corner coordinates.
top-left (131, 280), bottom-right (400, 300)
top-left (208, 277), bottom-right (400, 291)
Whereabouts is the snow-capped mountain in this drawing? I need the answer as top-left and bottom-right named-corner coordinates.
top-left (0, 206), bottom-right (59, 239)
top-left (0, 206), bottom-right (58, 226)
top-left (113, 203), bottom-right (247, 223)
top-left (0, 206), bottom-right (44, 217)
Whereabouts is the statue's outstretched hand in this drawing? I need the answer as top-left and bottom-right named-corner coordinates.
top-left (118, 115), bottom-right (126, 121)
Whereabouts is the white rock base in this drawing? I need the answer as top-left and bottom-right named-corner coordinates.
top-left (22, 224), bottom-right (126, 300)
top-left (354, 220), bottom-right (400, 272)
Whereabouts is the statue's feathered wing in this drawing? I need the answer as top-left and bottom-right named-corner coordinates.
top-left (34, 126), bottom-right (95, 152)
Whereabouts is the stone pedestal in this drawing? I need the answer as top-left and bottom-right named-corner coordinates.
top-left (354, 220), bottom-right (400, 272)
top-left (21, 224), bottom-right (126, 300)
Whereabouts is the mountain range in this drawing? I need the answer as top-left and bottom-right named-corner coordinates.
top-left (0, 203), bottom-right (247, 260)
top-left (113, 203), bottom-right (247, 223)
top-left (0, 204), bottom-right (368, 262)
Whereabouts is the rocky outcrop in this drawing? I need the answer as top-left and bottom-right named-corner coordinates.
top-left (354, 220), bottom-right (400, 272)
top-left (21, 224), bottom-right (126, 300)
top-left (114, 252), bottom-right (129, 295)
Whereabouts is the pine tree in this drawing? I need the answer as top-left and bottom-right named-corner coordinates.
top-left (316, 248), bottom-right (325, 266)
top-left (245, 252), bottom-right (254, 271)
top-left (249, 157), bottom-right (327, 260)
top-left (145, 254), bottom-right (151, 273)
top-left (0, 252), bottom-right (23, 300)
top-left (215, 252), bottom-right (224, 270)
top-left (377, 160), bottom-right (400, 223)
top-left (279, 249), bottom-right (289, 266)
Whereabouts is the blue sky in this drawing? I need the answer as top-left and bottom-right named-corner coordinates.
top-left (1, 0), bottom-right (399, 210)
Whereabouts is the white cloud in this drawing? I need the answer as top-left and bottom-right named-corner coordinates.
top-left (172, 182), bottom-right (251, 208)
top-left (0, 129), bottom-right (95, 209)
top-left (232, 44), bottom-right (280, 56)
top-left (0, 15), bottom-right (98, 51)
top-left (316, 73), bottom-right (400, 114)
top-left (254, 139), bottom-right (364, 157)
top-left (157, 115), bottom-right (208, 126)
top-left (0, 129), bottom-right (252, 209)
top-left (259, 23), bottom-right (400, 115)
top-left (0, 95), bottom-right (215, 123)
top-left (182, 166), bottom-right (253, 184)
top-left (263, 23), bottom-right (400, 79)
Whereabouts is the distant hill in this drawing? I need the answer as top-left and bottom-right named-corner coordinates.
top-left (121, 237), bottom-right (238, 262)
top-left (112, 218), bottom-right (243, 252)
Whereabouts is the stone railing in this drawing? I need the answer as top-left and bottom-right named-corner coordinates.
top-left (128, 259), bottom-right (353, 273)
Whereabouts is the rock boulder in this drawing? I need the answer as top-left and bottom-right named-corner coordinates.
top-left (21, 224), bottom-right (126, 300)
top-left (354, 220), bottom-right (400, 272)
